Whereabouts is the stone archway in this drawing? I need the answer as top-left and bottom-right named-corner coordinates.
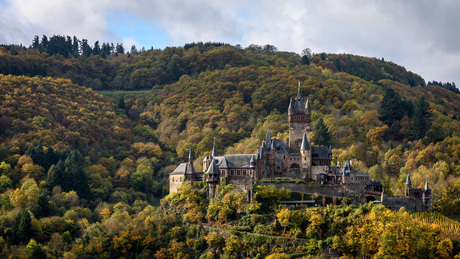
top-left (366, 196), bottom-right (376, 203)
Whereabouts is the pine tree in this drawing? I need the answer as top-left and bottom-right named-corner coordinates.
top-left (413, 97), bottom-right (431, 139)
top-left (313, 118), bottom-right (331, 146)
top-left (378, 87), bottom-right (404, 126)
top-left (12, 210), bottom-right (32, 244)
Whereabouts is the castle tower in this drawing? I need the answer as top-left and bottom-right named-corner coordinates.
top-left (300, 133), bottom-right (311, 180)
top-left (184, 149), bottom-right (195, 182)
top-left (206, 158), bottom-right (220, 199)
top-left (203, 140), bottom-right (217, 172)
top-left (202, 156), bottom-right (209, 172)
top-left (405, 174), bottom-right (412, 197)
top-left (288, 81), bottom-right (311, 150)
top-left (422, 180), bottom-right (431, 209)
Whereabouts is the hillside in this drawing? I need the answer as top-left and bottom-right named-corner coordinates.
top-left (0, 39), bottom-right (460, 257)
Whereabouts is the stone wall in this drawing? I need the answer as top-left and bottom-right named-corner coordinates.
top-left (260, 182), bottom-right (427, 211)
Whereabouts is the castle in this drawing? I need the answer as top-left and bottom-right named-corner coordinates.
top-left (169, 83), bottom-right (370, 197)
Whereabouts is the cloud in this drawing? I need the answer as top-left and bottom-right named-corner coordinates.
top-left (0, 0), bottom-right (459, 84)
top-left (0, 0), bottom-right (120, 45)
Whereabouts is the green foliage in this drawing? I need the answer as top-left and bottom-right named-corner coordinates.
top-left (413, 96), bottom-right (431, 139)
top-left (0, 40), bottom-right (459, 258)
top-left (312, 117), bottom-right (331, 146)
top-left (378, 87), bottom-right (404, 126)
top-left (12, 210), bottom-right (32, 244)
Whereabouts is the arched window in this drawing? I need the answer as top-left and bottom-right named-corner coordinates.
top-left (290, 163), bottom-right (300, 169)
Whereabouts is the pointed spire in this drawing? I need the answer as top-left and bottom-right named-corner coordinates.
top-left (288, 98), bottom-right (293, 110)
top-left (305, 98), bottom-right (311, 112)
top-left (300, 133), bottom-right (310, 151)
top-left (206, 157), bottom-right (219, 182)
top-left (293, 81), bottom-right (305, 114)
top-left (250, 155), bottom-right (256, 168)
top-left (211, 138), bottom-right (217, 159)
top-left (265, 129), bottom-right (271, 148)
top-left (296, 81), bottom-right (302, 99)
top-left (424, 180), bottom-right (428, 190)
top-left (405, 174), bottom-right (412, 186)
top-left (344, 160), bottom-right (352, 171)
top-left (188, 148), bottom-right (193, 163)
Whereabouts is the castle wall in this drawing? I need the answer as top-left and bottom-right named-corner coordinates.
top-left (312, 166), bottom-right (328, 176)
top-left (260, 182), bottom-right (427, 211)
top-left (169, 175), bottom-right (183, 194)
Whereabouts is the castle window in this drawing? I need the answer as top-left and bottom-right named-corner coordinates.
top-left (231, 169), bottom-right (234, 176)
top-left (237, 170), bottom-right (241, 176)
top-left (221, 170), bottom-right (226, 176)
top-left (243, 170), bottom-right (247, 176)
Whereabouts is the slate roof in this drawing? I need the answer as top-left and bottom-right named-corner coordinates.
top-left (269, 138), bottom-right (288, 154)
top-left (171, 163), bottom-right (187, 175)
top-left (214, 154), bottom-right (257, 169)
top-left (206, 158), bottom-right (219, 176)
top-left (184, 162), bottom-right (194, 175)
top-left (171, 162), bottom-right (195, 176)
top-left (311, 146), bottom-right (332, 160)
top-left (300, 133), bottom-right (310, 151)
top-left (305, 98), bottom-right (311, 112)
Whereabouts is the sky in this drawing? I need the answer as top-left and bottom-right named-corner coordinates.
top-left (1, 0), bottom-right (459, 86)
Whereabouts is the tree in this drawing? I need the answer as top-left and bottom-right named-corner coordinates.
top-left (116, 43), bottom-right (125, 55)
top-left (313, 118), bottom-right (332, 146)
top-left (302, 55), bottom-right (310, 65)
top-left (378, 87), bottom-right (404, 126)
top-left (413, 97), bottom-right (431, 139)
top-left (302, 48), bottom-right (312, 59)
top-left (12, 210), bottom-right (32, 244)
top-left (31, 192), bottom-right (52, 219)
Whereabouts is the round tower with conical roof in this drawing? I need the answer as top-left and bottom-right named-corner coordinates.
top-left (300, 133), bottom-right (312, 180)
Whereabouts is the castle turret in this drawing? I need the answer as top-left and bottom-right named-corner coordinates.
top-left (422, 180), bottom-right (431, 209)
top-left (288, 81), bottom-right (311, 150)
top-left (184, 149), bottom-right (195, 182)
top-left (211, 142), bottom-right (217, 159)
top-left (300, 133), bottom-right (311, 180)
top-left (202, 156), bottom-right (209, 172)
top-left (206, 158), bottom-right (220, 198)
top-left (405, 174), bottom-right (412, 197)
top-left (265, 129), bottom-right (271, 152)
top-left (288, 98), bottom-right (293, 115)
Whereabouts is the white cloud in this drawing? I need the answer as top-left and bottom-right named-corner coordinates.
top-left (1, 0), bottom-right (459, 84)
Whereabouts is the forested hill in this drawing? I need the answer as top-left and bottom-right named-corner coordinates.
top-left (1, 37), bottom-right (460, 257)
top-left (0, 36), bottom-right (436, 91)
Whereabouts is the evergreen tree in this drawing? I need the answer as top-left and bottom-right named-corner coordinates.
top-left (302, 55), bottom-right (310, 65)
top-left (413, 97), bottom-right (431, 139)
top-left (118, 95), bottom-right (126, 110)
top-left (312, 118), bottom-right (331, 146)
top-left (378, 87), bottom-right (404, 126)
top-left (115, 43), bottom-right (125, 55)
top-left (63, 151), bottom-right (91, 199)
top-left (31, 245), bottom-right (47, 259)
top-left (31, 192), bottom-right (51, 219)
top-left (32, 35), bottom-right (40, 50)
top-left (29, 141), bottom-right (45, 168)
top-left (47, 160), bottom-right (65, 190)
top-left (12, 210), bottom-right (32, 244)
